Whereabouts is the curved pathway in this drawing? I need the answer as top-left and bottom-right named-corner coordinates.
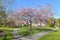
top-left (13, 28), bottom-right (21, 40)
top-left (13, 28), bottom-right (53, 40)
top-left (20, 31), bottom-right (53, 40)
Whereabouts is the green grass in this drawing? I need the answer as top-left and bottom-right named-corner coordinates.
top-left (0, 27), bottom-right (15, 40)
top-left (38, 30), bottom-right (60, 40)
top-left (0, 30), bottom-right (14, 40)
top-left (0, 25), bottom-right (56, 40)
top-left (0, 27), bottom-right (16, 31)
top-left (18, 26), bottom-right (53, 36)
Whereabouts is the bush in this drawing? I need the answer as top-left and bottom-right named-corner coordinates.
top-left (0, 30), bottom-right (4, 32)
top-left (24, 25), bottom-right (29, 27)
top-left (48, 22), bottom-right (55, 27)
top-left (19, 30), bottom-right (30, 36)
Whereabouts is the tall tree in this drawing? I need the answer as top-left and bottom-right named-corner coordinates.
top-left (0, 0), bottom-right (14, 27)
top-left (21, 8), bottom-right (35, 31)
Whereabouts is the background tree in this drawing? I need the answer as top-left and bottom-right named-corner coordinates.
top-left (0, 0), bottom-right (14, 27)
top-left (35, 5), bottom-right (54, 27)
top-left (57, 18), bottom-right (60, 27)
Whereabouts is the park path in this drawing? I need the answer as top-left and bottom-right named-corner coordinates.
top-left (13, 28), bottom-right (21, 40)
top-left (13, 28), bottom-right (53, 40)
top-left (20, 31), bottom-right (52, 40)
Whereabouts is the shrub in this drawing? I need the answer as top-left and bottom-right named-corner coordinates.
top-left (0, 30), bottom-right (4, 32)
top-left (48, 22), bottom-right (55, 27)
top-left (19, 30), bottom-right (30, 36)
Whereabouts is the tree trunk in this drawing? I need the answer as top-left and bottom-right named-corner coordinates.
top-left (4, 15), bottom-right (6, 27)
top-left (39, 20), bottom-right (41, 27)
top-left (29, 20), bottom-right (32, 31)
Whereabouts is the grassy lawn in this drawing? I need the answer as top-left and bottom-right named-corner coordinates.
top-left (38, 29), bottom-right (60, 40)
top-left (18, 26), bottom-right (53, 36)
top-left (0, 25), bottom-right (56, 40)
top-left (0, 27), bottom-right (16, 31)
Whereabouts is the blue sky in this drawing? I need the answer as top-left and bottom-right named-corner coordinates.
top-left (10, 0), bottom-right (60, 18)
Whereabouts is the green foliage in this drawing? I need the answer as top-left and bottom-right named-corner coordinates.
top-left (57, 18), bottom-right (60, 27)
top-left (0, 30), bottom-right (14, 40)
top-left (24, 25), bottom-right (29, 27)
top-left (18, 26), bottom-right (51, 36)
top-left (19, 30), bottom-right (30, 36)
top-left (19, 26), bottom-right (30, 36)
top-left (48, 22), bottom-right (54, 27)
top-left (0, 29), bottom-right (4, 32)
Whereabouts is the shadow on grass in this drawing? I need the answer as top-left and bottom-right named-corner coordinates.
top-left (33, 28), bottom-right (53, 31)
top-left (31, 28), bottom-right (53, 33)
